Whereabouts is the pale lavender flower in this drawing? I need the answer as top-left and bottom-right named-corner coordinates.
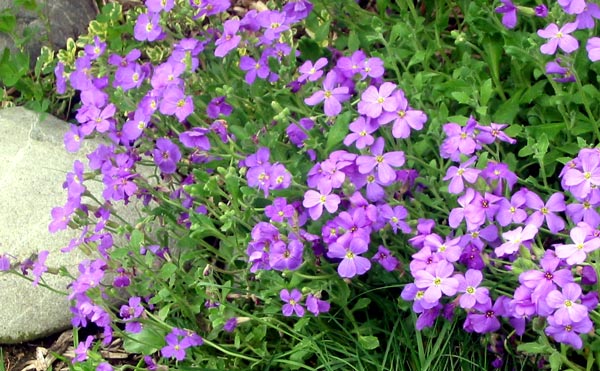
top-left (494, 224), bottom-right (538, 257)
top-left (302, 187), bottom-right (341, 220)
top-left (413, 260), bottom-right (459, 304)
top-left (343, 116), bottom-right (378, 149)
top-left (537, 23), bottom-right (579, 55)
top-left (304, 71), bottom-right (350, 117)
top-left (214, 19), bottom-right (241, 58)
top-left (355, 137), bottom-right (405, 185)
top-left (297, 57), bottom-right (327, 82)
top-left (576, 3), bottom-right (600, 29)
top-left (378, 89), bottom-right (427, 138)
top-left (456, 269), bottom-right (490, 309)
top-left (558, 0), bottom-right (586, 14)
top-left (545, 283), bottom-right (589, 324)
top-left (443, 156), bottom-right (480, 194)
top-left (134, 12), bottom-right (163, 42)
top-left (555, 224), bottom-right (600, 265)
top-left (306, 294), bottom-right (330, 316)
top-left (358, 82), bottom-right (398, 119)
top-left (586, 37), bottom-right (600, 62)
top-left (545, 315), bottom-right (592, 349)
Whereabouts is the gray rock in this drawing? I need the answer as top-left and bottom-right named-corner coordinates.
top-left (0, 107), bottom-right (121, 344)
top-left (0, 0), bottom-right (97, 67)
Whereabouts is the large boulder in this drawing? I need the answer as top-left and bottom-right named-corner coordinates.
top-left (0, 107), bottom-right (119, 344)
top-left (0, 0), bottom-right (97, 67)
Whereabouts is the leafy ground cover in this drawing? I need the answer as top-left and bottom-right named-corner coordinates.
top-left (3, 0), bottom-right (600, 370)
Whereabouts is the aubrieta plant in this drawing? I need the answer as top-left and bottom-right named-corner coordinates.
top-left (4, 0), bottom-right (600, 369)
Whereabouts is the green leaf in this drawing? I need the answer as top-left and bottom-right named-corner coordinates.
top-left (122, 327), bottom-right (165, 355)
top-left (479, 78), bottom-right (493, 106)
top-left (358, 335), bottom-right (380, 350)
top-left (129, 229), bottom-right (144, 250)
top-left (0, 11), bottom-right (16, 34)
top-left (326, 111), bottom-right (352, 151)
top-left (549, 352), bottom-right (562, 371)
top-left (493, 95), bottom-right (521, 124)
top-left (348, 30), bottom-right (360, 51)
top-left (450, 91), bottom-right (471, 105)
top-left (352, 298), bottom-right (371, 311)
top-left (516, 341), bottom-right (551, 354)
top-left (14, 0), bottom-right (39, 11)
top-left (158, 262), bottom-right (178, 280)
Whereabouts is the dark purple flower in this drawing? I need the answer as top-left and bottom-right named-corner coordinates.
top-left (153, 138), bottom-right (181, 174)
top-left (372, 245), bottom-right (399, 271)
top-left (545, 59), bottom-right (576, 83)
top-left (535, 4), bottom-right (548, 17)
top-left (206, 96), bottom-right (232, 118)
top-left (179, 128), bottom-right (211, 151)
top-left (270, 239), bottom-right (304, 271)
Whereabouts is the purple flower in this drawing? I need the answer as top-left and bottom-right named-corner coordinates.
top-left (566, 197), bottom-right (600, 228)
top-left (378, 89), bottom-right (427, 139)
top-left (161, 329), bottom-right (187, 361)
top-left (467, 298), bottom-right (507, 334)
top-left (54, 62), bottom-right (67, 94)
top-left (495, 0), bottom-right (518, 29)
top-left (146, 0), bottom-right (174, 12)
top-left (32, 250), bottom-right (49, 286)
top-left (159, 85), bottom-right (194, 122)
top-left (134, 12), bottom-right (163, 42)
top-left (440, 118), bottom-right (479, 161)
top-left (0, 254), bottom-right (10, 271)
top-left (306, 294), bottom-right (330, 316)
top-left (298, 57), bottom-right (328, 82)
top-left (558, 0), bottom-right (586, 15)
top-left (206, 96), bottom-right (232, 119)
top-left (84, 36), bottom-right (106, 60)
top-left (413, 260), bottom-right (459, 304)
top-left (239, 55), bottom-right (270, 84)
top-left (215, 19), bottom-right (241, 58)
top-left (526, 192), bottom-right (566, 234)
top-left (476, 123), bottom-right (516, 145)
top-left (379, 204), bottom-right (411, 234)
top-left (153, 138), bottom-right (181, 174)
top-left (576, 3), bottom-right (600, 29)
top-left (546, 283), bottom-right (589, 324)
top-left (327, 238), bottom-right (372, 278)
top-left (96, 362), bottom-right (113, 371)
top-left (304, 71), bottom-right (350, 117)
top-left (586, 37), bottom-right (600, 62)
top-left (224, 317), bottom-right (238, 332)
top-left (545, 59), bottom-right (576, 83)
top-left (355, 137), bottom-right (405, 185)
top-left (443, 156), bottom-right (480, 194)
top-left (269, 239), bottom-right (304, 271)
top-left (456, 269), bottom-right (490, 309)
top-left (343, 116), bottom-right (378, 149)
top-left (555, 224), bottom-right (600, 265)
top-left (545, 315), bottom-right (592, 349)
top-left (280, 288), bottom-right (305, 317)
top-left (358, 82), bottom-right (398, 119)
top-left (537, 23), bottom-right (579, 55)
top-left (73, 335), bottom-right (94, 363)
top-left (372, 245), bottom-right (399, 271)
top-left (302, 187), bottom-right (341, 220)
top-left (535, 4), bottom-right (548, 17)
